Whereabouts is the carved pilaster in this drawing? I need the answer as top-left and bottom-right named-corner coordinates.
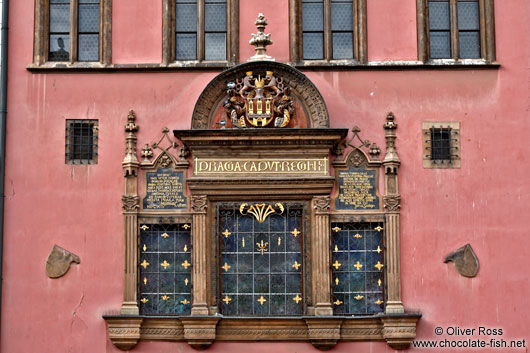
top-left (191, 195), bottom-right (209, 315)
top-left (121, 110), bottom-right (140, 315)
top-left (311, 196), bottom-right (333, 316)
top-left (383, 112), bottom-right (404, 314)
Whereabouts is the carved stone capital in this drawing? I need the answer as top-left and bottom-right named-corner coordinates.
top-left (121, 195), bottom-right (139, 212)
top-left (381, 314), bottom-right (421, 350)
top-left (313, 196), bottom-right (330, 213)
top-left (191, 195), bottom-right (208, 213)
top-left (304, 318), bottom-right (342, 351)
top-left (105, 317), bottom-right (143, 351)
top-left (383, 195), bottom-right (401, 212)
top-left (181, 317), bottom-right (220, 350)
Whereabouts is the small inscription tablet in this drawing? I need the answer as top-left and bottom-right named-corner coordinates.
top-left (335, 166), bottom-right (379, 210)
top-left (143, 168), bottom-right (187, 210)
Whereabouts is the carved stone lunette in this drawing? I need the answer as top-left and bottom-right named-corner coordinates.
top-left (191, 195), bottom-right (209, 315)
top-left (311, 196), bottom-right (333, 316)
top-left (382, 112), bottom-right (404, 315)
top-left (121, 110), bottom-right (140, 315)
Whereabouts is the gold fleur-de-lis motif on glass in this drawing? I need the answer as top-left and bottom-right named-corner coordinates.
top-left (222, 229), bottom-right (231, 238)
top-left (334, 245), bottom-right (338, 252)
top-left (142, 244), bottom-right (147, 252)
top-left (161, 260), bottom-right (170, 269)
top-left (375, 299), bottom-right (384, 305)
top-left (143, 277), bottom-right (147, 285)
top-left (378, 279), bottom-right (382, 287)
top-left (292, 261), bottom-right (301, 270)
top-left (221, 263), bottom-right (231, 272)
top-left (222, 296), bottom-right (232, 305)
top-left (184, 278), bottom-right (189, 286)
top-left (181, 260), bottom-right (191, 269)
top-left (242, 237), bottom-right (245, 248)
top-left (140, 225), bottom-right (149, 231)
top-left (335, 277), bottom-right (339, 285)
top-left (140, 298), bottom-right (149, 303)
top-left (291, 228), bottom-right (301, 237)
top-left (278, 237), bottom-right (281, 246)
top-left (332, 226), bottom-right (341, 232)
top-left (376, 246), bottom-right (382, 253)
top-left (140, 259), bottom-right (150, 269)
top-left (293, 294), bottom-right (302, 304)
top-left (256, 240), bottom-right (268, 255)
top-left (257, 296), bottom-right (267, 305)
top-left (184, 245), bottom-right (188, 252)
top-left (354, 233), bottom-right (362, 239)
top-left (354, 295), bottom-right (364, 301)
top-left (181, 299), bottom-right (190, 305)
top-left (374, 261), bottom-right (384, 271)
top-left (354, 261), bottom-right (363, 270)
top-left (182, 224), bottom-right (191, 230)
top-left (240, 202), bottom-right (283, 223)
top-left (374, 226), bottom-right (384, 232)
top-left (161, 295), bottom-right (170, 301)
top-left (161, 232), bottom-right (170, 238)
top-left (334, 299), bottom-right (343, 306)
top-left (332, 260), bottom-right (341, 270)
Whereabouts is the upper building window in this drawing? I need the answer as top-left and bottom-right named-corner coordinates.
top-left (163, 0), bottom-right (239, 65)
top-left (417, 0), bottom-right (496, 62)
top-left (289, 0), bottom-right (367, 64)
top-left (33, 0), bottom-right (111, 65)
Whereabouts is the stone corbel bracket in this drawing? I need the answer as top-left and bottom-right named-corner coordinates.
top-left (104, 314), bottom-right (421, 351)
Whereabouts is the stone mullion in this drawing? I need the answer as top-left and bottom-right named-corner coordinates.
top-left (312, 196), bottom-right (333, 316)
top-left (191, 195), bottom-right (209, 315)
top-left (382, 112), bottom-right (404, 314)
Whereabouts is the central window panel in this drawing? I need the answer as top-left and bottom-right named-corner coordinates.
top-left (218, 202), bottom-right (304, 316)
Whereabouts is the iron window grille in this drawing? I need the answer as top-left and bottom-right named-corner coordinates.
top-left (65, 119), bottom-right (98, 164)
top-left (426, 126), bottom-right (459, 163)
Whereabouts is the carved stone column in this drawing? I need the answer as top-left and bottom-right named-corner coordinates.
top-left (191, 195), bottom-right (209, 315)
top-left (121, 110), bottom-right (140, 315)
top-left (311, 196), bottom-right (333, 316)
top-left (382, 113), bottom-right (404, 314)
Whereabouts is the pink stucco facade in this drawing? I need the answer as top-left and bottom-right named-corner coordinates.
top-left (2, 0), bottom-right (529, 352)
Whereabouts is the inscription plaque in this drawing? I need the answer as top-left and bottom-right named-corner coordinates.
top-left (194, 157), bottom-right (328, 176)
top-left (335, 166), bottom-right (379, 210)
top-left (143, 168), bottom-right (187, 210)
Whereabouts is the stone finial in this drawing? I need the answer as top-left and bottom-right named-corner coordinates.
top-left (248, 13), bottom-right (275, 62)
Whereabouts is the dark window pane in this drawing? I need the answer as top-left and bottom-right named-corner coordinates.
top-left (429, 1), bottom-right (450, 30)
top-left (176, 33), bottom-right (197, 60)
top-left (50, 4), bottom-right (70, 32)
top-left (49, 34), bottom-right (70, 61)
top-left (332, 32), bottom-right (353, 59)
top-left (457, 1), bottom-right (480, 30)
top-left (303, 33), bottom-right (324, 60)
top-left (176, 3), bottom-right (197, 32)
top-left (78, 4), bottom-right (100, 33)
top-left (205, 33), bottom-right (226, 60)
top-left (78, 34), bottom-right (99, 61)
top-left (430, 128), bottom-right (451, 160)
top-left (302, 2), bottom-right (324, 31)
top-left (331, 2), bottom-right (353, 31)
top-left (205, 3), bottom-right (226, 32)
top-left (430, 31), bottom-right (451, 58)
top-left (459, 31), bottom-right (480, 58)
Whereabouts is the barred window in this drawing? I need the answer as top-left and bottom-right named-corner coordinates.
top-left (65, 120), bottom-right (98, 164)
top-left (422, 121), bottom-right (461, 168)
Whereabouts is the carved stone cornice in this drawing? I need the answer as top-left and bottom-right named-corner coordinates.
top-left (381, 314), bottom-right (421, 350)
top-left (180, 317), bottom-right (220, 350)
top-left (121, 195), bottom-right (139, 212)
top-left (105, 317), bottom-right (143, 351)
top-left (383, 195), bottom-right (401, 212)
top-left (191, 195), bottom-right (208, 213)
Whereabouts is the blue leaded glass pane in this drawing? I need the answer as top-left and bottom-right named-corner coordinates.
top-left (139, 224), bottom-right (192, 315)
top-left (176, 3), bottom-right (197, 32)
top-left (49, 34), bottom-right (70, 61)
top-left (78, 34), bottom-right (99, 61)
top-left (219, 203), bottom-right (304, 316)
top-left (50, 4), bottom-right (70, 33)
top-left (331, 2), bottom-right (353, 31)
top-left (303, 33), bottom-right (323, 60)
top-left (78, 4), bottom-right (100, 33)
top-left (176, 33), bottom-right (197, 60)
top-left (205, 33), bottom-right (226, 60)
top-left (429, 1), bottom-right (450, 30)
top-left (430, 31), bottom-right (451, 58)
top-left (457, 1), bottom-right (480, 30)
top-left (459, 31), bottom-right (480, 58)
top-left (331, 222), bottom-right (384, 315)
top-left (302, 2), bottom-right (324, 31)
top-left (205, 2), bottom-right (226, 32)
top-left (332, 32), bottom-right (353, 59)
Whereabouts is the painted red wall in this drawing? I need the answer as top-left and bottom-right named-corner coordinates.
top-left (2, 0), bottom-right (530, 352)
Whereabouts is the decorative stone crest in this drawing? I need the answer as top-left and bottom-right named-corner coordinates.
top-left (444, 244), bottom-right (479, 277)
top-left (223, 70), bottom-right (294, 128)
top-left (45, 245), bottom-right (80, 278)
top-left (248, 13), bottom-right (274, 62)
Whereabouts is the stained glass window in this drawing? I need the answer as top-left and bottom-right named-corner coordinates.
top-left (331, 221), bottom-right (384, 315)
top-left (218, 203), bottom-right (304, 316)
top-left (139, 223), bottom-right (192, 315)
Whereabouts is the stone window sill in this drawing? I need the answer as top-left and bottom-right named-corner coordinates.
top-left (103, 313), bottom-right (421, 351)
top-left (26, 61), bottom-right (235, 72)
top-left (294, 59), bottom-right (500, 70)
